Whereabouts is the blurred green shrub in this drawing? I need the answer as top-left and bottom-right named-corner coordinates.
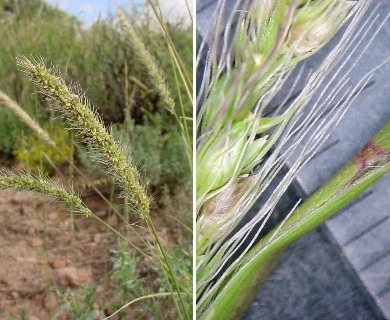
top-left (160, 128), bottom-right (189, 187)
top-left (0, 108), bottom-right (25, 154)
top-left (116, 113), bottom-right (190, 190)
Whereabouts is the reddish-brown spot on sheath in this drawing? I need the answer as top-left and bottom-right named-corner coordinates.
top-left (341, 141), bottom-right (389, 190)
top-left (354, 141), bottom-right (388, 171)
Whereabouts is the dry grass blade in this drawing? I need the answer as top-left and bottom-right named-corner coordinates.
top-left (0, 90), bottom-right (55, 147)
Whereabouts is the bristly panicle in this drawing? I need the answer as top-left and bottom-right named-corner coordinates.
top-left (118, 11), bottom-right (176, 114)
top-left (16, 56), bottom-right (150, 219)
top-left (0, 169), bottom-right (92, 217)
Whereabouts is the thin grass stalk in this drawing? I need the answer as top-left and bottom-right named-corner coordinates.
top-left (69, 131), bottom-right (75, 248)
top-left (170, 50), bottom-right (193, 163)
top-left (147, 221), bottom-right (191, 319)
top-left (117, 11), bottom-right (192, 313)
top-left (103, 292), bottom-right (180, 320)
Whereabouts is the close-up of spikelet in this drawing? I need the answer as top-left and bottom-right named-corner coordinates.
top-left (196, 0), bottom-right (389, 319)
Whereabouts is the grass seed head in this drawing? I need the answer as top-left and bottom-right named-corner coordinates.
top-left (0, 169), bottom-right (92, 217)
top-left (17, 56), bottom-right (150, 218)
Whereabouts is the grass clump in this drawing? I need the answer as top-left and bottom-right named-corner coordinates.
top-left (57, 286), bottom-right (101, 320)
top-left (109, 244), bottom-right (192, 319)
